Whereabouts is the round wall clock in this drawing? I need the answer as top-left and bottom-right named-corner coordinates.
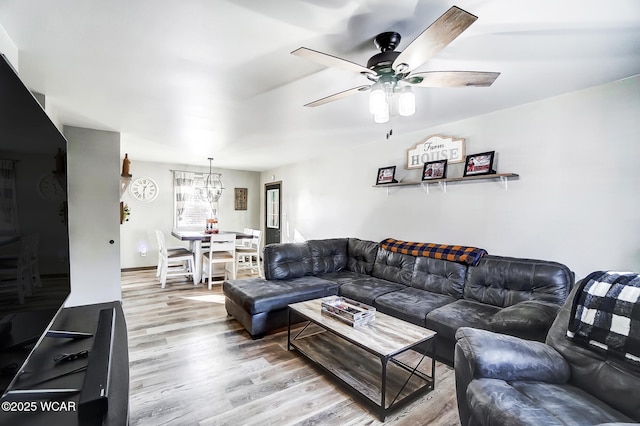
top-left (129, 177), bottom-right (159, 202)
top-left (38, 174), bottom-right (66, 201)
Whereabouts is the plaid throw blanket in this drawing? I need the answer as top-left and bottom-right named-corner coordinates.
top-left (379, 238), bottom-right (487, 266)
top-left (567, 270), bottom-right (640, 364)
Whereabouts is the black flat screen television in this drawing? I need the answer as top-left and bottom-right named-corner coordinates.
top-left (0, 53), bottom-right (71, 396)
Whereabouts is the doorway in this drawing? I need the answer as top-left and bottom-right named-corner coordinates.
top-left (264, 181), bottom-right (281, 245)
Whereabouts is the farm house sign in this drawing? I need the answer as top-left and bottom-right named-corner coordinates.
top-left (405, 135), bottom-right (466, 169)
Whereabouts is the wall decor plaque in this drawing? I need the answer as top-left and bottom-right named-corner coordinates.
top-left (405, 134), bottom-right (465, 170)
top-left (234, 187), bottom-right (248, 210)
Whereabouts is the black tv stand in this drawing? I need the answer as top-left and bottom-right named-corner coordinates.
top-left (46, 330), bottom-right (93, 339)
top-left (0, 301), bottom-right (129, 426)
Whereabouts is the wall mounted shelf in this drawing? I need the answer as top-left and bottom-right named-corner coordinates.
top-left (120, 175), bottom-right (132, 198)
top-left (373, 173), bottom-right (519, 194)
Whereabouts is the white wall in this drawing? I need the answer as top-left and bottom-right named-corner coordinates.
top-left (119, 159), bottom-right (261, 268)
top-left (65, 126), bottom-right (122, 306)
top-left (261, 76), bottom-right (640, 280)
top-left (0, 24), bottom-right (18, 69)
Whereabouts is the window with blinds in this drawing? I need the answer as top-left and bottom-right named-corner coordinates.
top-left (173, 171), bottom-right (212, 229)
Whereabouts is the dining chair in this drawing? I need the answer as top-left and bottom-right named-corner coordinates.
top-left (235, 228), bottom-right (253, 249)
top-left (155, 229), bottom-right (192, 278)
top-left (26, 233), bottom-right (41, 290)
top-left (235, 228), bottom-right (253, 268)
top-left (201, 233), bottom-right (236, 289)
top-left (156, 229), bottom-right (196, 288)
top-left (0, 235), bottom-right (33, 303)
top-left (235, 229), bottom-right (262, 278)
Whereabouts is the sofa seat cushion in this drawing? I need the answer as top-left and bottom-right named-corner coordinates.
top-left (374, 287), bottom-right (457, 327)
top-left (467, 378), bottom-right (634, 426)
top-left (317, 270), bottom-right (367, 286)
top-left (339, 277), bottom-right (406, 305)
top-left (426, 299), bottom-right (500, 341)
top-left (223, 277), bottom-right (339, 315)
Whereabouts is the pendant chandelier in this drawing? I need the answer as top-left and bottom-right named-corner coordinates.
top-left (204, 157), bottom-right (224, 205)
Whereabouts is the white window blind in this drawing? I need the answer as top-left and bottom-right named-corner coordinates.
top-left (173, 170), bottom-right (214, 229)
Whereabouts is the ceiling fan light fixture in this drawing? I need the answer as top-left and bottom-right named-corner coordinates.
top-left (369, 83), bottom-right (386, 115)
top-left (374, 107), bottom-right (389, 124)
top-left (398, 86), bottom-right (416, 117)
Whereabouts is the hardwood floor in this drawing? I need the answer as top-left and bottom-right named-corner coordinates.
top-left (121, 269), bottom-right (461, 425)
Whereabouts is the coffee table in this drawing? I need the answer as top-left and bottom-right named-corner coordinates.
top-left (287, 298), bottom-right (436, 421)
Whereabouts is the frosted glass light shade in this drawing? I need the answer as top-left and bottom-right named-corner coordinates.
top-left (374, 107), bottom-right (389, 123)
top-left (398, 86), bottom-right (416, 116)
top-left (369, 85), bottom-right (386, 115)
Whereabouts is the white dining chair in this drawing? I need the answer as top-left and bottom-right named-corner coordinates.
top-left (155, 229), bottom-right (192, 278)
top-left (235, 228), bottom-right (253, 249)
top-left (156, 229), bottom-right (196, 288)
top-left (201, 233), bottom-right (236, 289)
top-left (235, 229), bottom-right (262, 278)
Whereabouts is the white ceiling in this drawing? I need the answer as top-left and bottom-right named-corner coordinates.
top-left (1, 0), bottom-right (639, 172)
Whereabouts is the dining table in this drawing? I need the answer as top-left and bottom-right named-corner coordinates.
top-left (170, 229), bottom-right (253, 284)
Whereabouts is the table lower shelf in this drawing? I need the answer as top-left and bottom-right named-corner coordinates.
top-left (288, 322), bottom-right (434, 420)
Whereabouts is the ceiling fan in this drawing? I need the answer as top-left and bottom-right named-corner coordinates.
top-left (291, 6), bottom-right (500, 123)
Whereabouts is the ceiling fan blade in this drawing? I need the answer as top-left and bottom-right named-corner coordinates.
top-left (292, 47), bottom-right (374, 76)
top-left (392, 6), bottom-right (477, 73)
top-left (405, 71), bottom-right (500, 87)
top-left (304, 85), bottom-right (371, 107)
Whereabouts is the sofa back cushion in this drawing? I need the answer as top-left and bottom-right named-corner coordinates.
top-left (346, 238), bottom-right (379, 275)
top-left (464, 255), bottom-right (573, 307)
top-left (411, 256), bottom-right (466, 298)
top-left (308, 238), bottom-right (348, 275)
top-left (372, 247), bottom-right (415, 286)
top-left (263, 242), bottom-right (313, 280)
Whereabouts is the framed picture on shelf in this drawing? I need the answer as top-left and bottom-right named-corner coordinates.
top-left (376, 166), bottom-right (397, 185)
top-left (422, 159), bottom-right (447, 181)
top-left (463, 151), bottom-right (495, 177)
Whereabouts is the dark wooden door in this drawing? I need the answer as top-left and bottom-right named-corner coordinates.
top-left (264, 181), bottom-right (281, 245)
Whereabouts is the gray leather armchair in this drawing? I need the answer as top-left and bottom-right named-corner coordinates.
top-left (454, 280), bottom-right (640, 425)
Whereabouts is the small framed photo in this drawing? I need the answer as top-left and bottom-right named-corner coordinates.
top-left (376, 166), bottom-right (397, 185)
top-left (422, 159), bottom-right (448, 181)
top-left (463, 151), bottom-right (495, 177)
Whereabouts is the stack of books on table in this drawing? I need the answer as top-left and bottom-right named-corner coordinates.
top-left (321, 296), bottom-right (376, 327)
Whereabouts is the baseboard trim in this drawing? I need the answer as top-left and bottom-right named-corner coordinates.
top-left (121, 266), bottom-right (156, 272)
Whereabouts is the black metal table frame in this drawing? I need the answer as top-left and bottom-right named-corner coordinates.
top-left (287, 306), bottom-right (436, 421)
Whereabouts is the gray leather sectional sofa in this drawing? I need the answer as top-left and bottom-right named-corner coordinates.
top-left (223, 237), bottom-right (574, 365)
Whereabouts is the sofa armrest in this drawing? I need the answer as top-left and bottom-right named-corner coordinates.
top-left (455, 327), bottom-right (570, 383)
top-left (454, 327), bottom-right (569, 426)
top-left (488, 300), bottom-right (561, 341)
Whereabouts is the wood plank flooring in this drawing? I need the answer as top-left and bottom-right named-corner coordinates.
top-left (121, 269), bottom-right (460, 425)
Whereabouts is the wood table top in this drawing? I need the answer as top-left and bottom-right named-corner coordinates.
top-left (171, 230), bottom-right (253, 240)
top-left (289, 298), bottom-right (436, 357)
